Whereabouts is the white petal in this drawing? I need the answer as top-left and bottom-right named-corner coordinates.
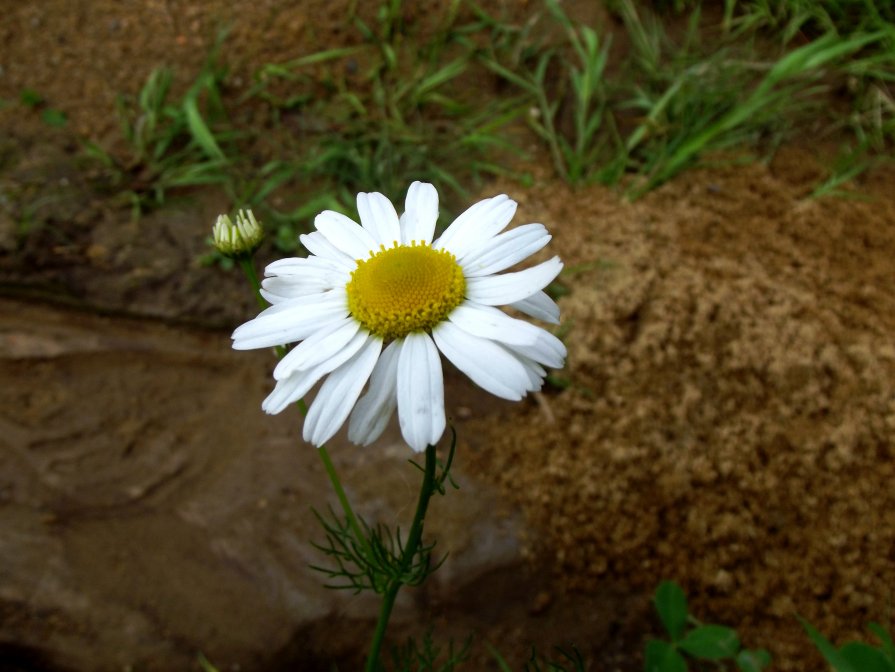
top-left (261, 265), bottom-right (346, 301)
top-left (400, 181), bottom-right (439, 245)
top-left (466, 257), bottom-right (563, 306)
top-left (262, 329), bottom-right (372, 413)
top-left (259, 284), bottom-right (324, 304)
top-left (503, 330), bottom-right (567, 369)
top-left (261, 258), bottom-right (348, 300)
top-left (515, 353), bottom-right (546, 392)
top-left (250, 293), bottom-right (319, 318)
top-left (448, 303), bottom-right (541, 346)
top-left (347, 340), bottom-right (401, 446)
top-left (299, 231), bottom-right (356, 271)
top-left (511, 290), bottom-right (560, 324)
top-left (261, 374), bottom-right (313, 415)
top-left (357, 191), bottom-right (401, 247)
top-left (433, 194), bottom-right (516, 260)
top-left (232, 290), bottom-right (348, 350)
top-left (431, 321), bottom-right (530, 401)
top-left (314, 210), bottom-right (378, 260)
top-left (303, 336), bottom-right (383, 446)
top-left (396, 333), bottom-right (446, 452)
top-left (459, 223), bottom-right (551, 277)
top-left (273, 316), bottom-right (361, 380)
top-left (259, 287), bottom-right (305, 305)
top-left (266, 255), bottom-right (347, 278)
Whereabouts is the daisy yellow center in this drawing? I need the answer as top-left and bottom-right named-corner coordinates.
top-left (346, 242), bottom-right (466, 340)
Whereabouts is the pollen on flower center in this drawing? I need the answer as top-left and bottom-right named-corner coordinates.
top-left (346, 242), bottom-right (466, 340)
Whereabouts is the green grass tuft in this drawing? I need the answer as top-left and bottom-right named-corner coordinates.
top-left (80, 0), bottom-right (895, 244)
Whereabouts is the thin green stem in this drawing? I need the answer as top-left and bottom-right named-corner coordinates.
top-left (364, 444), bottom-right (438, 672)
top-left (238, 256), bottom-right (266, 310)
top-left (318, 444), bottom-right (374, 562)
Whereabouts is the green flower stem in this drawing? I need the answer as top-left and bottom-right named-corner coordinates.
top-left (318, 444), bottom-right (374, 562)
top-left (365, 444), bottom-right (438, 672)
top-left (238, 256), bottom-right (267, 310)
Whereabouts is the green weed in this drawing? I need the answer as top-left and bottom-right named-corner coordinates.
top-left (723, 0), bottom-right (895, 42)
top-left (84, 0), bottom-right (895, 236)
top-left (809, 141), bottom-right (882, 198)
top-left (647, 581), bottom-right (771, 671)
top-left (390, 632), bottom-right (472, 671)
top-left (625, 26), bottom-right (885, 196)
top-left (19, 89), bottom-right (68, 128)
top-left (479, 0), bottom-right (622, 185)
top-left (718, 3), bottom-right (895, 158)
top-left (336, 1), bottom-right (525, 198)
top-left (478, 0), bottom-right (894, 197)
top-left (40, 109), bottom-right (68, 128)
top-left (197, 652), bottom-right (220, 672)
top-left (19, 89), bottom-right (44, 108)
top-left (238, 0), bottom-right (525, 251)
top-left (801, 618), bottom-right (895, 672)
top-left (838, 35), bottom-right (895, 149)
top-left (85, 34), bottom-right (232, 217)
top-left (487, 642), bottom-right (587, 672)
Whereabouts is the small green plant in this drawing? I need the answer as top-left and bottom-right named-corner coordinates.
top-left (801, 618), bottom-right (895, 672)
top-left (478, 0), bottom-right (895, 197)
top-left (325, 2), bottom-right (521, 198)
top-left (620, 2), bottom-right (887, 196)
top-left (309, 432), bottom-right (457, 597)
top-left (809, 140), bottom-right (881, 198)
top-left (252, 1), bottom-right (521, 210)
top-left (85, 34), bottom-right (232, 216)
top-left (525, 646), bottom-right (587, 672)
top-left (197, 652), bottom-right (220, 672)
top-left (645, 581), bottom-right (771, 672)
top-left (724, 0), bottom-right (895, 43)
top-left (307, 432), bottom-right (461, 672)
top-left (480, 0), bottom-right (622, 185)
top-left (19, 88), bottom-right (68, 128)
top-left (19, 89), bottom-right (43, 108)
top-left (722, 2), bottom-right (895, 173)
top-left (390, 631), bottom-right (472, 671)
top-left (226, 159), bottom-right (347, 253)
top-left (488, 643), bottom-right (587, 672)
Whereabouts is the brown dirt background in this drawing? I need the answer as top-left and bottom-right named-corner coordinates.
top-left (472, 159), bottom-right (895, 668)
top-left (2, 1), bottom-right (895, 671)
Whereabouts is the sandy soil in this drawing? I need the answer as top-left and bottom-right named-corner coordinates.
top-left (468, 157), bottom-right (895, 669)
top-left (2, 1), bottom-right (894, 671)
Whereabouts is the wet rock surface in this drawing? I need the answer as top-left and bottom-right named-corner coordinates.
top-left (0, 300), bottom-right (536, 671)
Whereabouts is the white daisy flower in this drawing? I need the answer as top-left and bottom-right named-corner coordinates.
top-left (232, 182), bottom-right (566, 452)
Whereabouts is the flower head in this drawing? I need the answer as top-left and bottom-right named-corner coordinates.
top-left (232, 182), bottom-right (566, 452)
top-left (213, 209), bottom-right (264, 258)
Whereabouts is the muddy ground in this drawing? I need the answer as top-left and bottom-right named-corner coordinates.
top-left (2, 1), bottom-right (895, 671)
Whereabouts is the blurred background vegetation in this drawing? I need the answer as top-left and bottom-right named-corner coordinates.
top-left (28, 0), bottom-right (890, 256)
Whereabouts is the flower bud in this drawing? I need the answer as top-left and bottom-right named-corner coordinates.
top-left (213, 209), bottom-right (263, 258)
